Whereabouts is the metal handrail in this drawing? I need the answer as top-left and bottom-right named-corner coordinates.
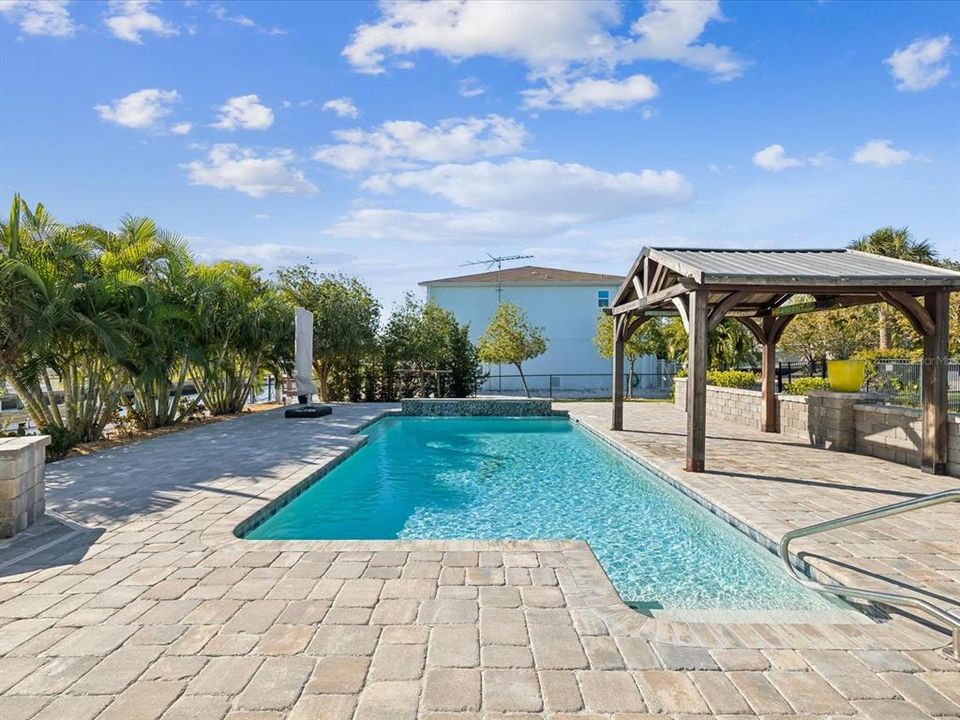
top-left (779, 488), bottom-right (960, 660)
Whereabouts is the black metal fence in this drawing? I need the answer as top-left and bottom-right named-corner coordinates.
top-left (480, 361), bottom-right (678, 399)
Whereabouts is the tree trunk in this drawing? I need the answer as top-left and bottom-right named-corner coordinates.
top-left (627, 358), bottom-right (636, 399)
top-left (515, 363), bottom-right (531, 398)
top-left (878, 303), bottom-right (890, 351)
top-left (317, 369), bottom-right (330, 402)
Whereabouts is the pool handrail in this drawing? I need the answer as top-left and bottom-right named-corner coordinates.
top-left (779, 487), bottom-right (960, 660)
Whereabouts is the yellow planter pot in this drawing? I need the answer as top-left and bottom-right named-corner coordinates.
top-left (827, 359), bottom-right (866, 392)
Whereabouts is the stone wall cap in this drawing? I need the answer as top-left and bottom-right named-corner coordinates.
top-left (853, 403), bottom-right (922, 418)
top-left (807, 391), bottom-right (883, 399)
top-left (0, 435), bottom-right (51, 454)
top-left (401, 396), bottom-right (548, 403)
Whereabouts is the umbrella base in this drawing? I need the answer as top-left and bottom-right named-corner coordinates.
top-left (284, 404), bottom-right (333, 419)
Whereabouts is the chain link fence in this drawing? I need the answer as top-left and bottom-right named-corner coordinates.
top-left (866, 358), bottom-right (960, 412)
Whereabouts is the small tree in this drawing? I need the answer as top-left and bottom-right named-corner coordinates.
top-left (380, 294), bottom-right (484, 398)
top-left (276, 266), bottom-right (380, 401)
top-left (477, 301), bottom-right (547, 397)
top-left (593, 313), bottom-right (666, 398)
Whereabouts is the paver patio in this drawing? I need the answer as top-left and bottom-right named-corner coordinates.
top-left (0, 401), bottom-right (957, 719)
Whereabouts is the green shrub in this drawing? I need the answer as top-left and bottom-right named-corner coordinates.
top-left (706, 370), bottom-right (758, 389)
top-left (40, 425), bottom-right (80, 462)
top-left (784, 377), bottom-right (832, 395)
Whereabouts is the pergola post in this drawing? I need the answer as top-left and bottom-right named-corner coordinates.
top-left (612, 315), bottom-right (624, 431)
top-left (921, 290), bottom-right (949, 474)
top-left (760, 330), bottom-right (777, 433)
top-left (686, 290), bottom-right (708, 472)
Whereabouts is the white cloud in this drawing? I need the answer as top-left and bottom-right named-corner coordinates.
top-left (95, 88), bottom-right (180, 131)
top-left (213, 94), bottom-right (274, 131)
top-left (170, 121), bottom-right (192, 135)
top-left (458, 77), bottom-right (487, 98)
top-left (752, 144), bottom-right (828, 172)
top-left (216, 243), bottom-right (354, 266)
top-left (626, 0), bottom-right (742, 81)
top-left (0, 0), bottom-right (76, 37)
top-left (183, 144), bottom-right (318, 197)
top-left (326, 208), bottom-right (552, 244)
top-left (208, 2), bottom-right (286, 36)
top-left (322, 97), bottom-right (360, 118)
top-left (328, 157), bottom-right (691, 243)
top-left (104, 0), bottom-right (177, 43)
top-left (343, 0), bottom-right (744, 108)
top-left (314, 114), bottom-right (527, 171)
top-left (364, 158), bottom-right (691, 218)
top-left (210, 2), bottom-right (254, 27)
top-left (884, 35), bottom-right (952, 92)
top-left (522, 73), bottom-right (659, 111)
top-left (851, 139), bottom-right (913, 166)
top-left (343, 0), bottom-right (617, 74)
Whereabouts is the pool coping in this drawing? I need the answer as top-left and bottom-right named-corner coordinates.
top-left (199, 407), bottom-right (873, 633)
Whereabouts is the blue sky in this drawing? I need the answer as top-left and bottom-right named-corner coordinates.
top-left (1, 0), bottom-right (958, 307)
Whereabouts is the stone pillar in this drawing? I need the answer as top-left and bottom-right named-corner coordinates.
top-left (807, 391), bottom-right (882, 451)
top-left (0, 436), bottom-right (50, 538)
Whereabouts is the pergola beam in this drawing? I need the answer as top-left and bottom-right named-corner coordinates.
top-left (708, 290), bottom-right (753, 333)
top-left (612, 282), bottom-right (689, 315)
top-left (882, 291), bottom-right (935, 336)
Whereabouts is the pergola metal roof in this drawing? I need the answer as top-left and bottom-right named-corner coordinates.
top-left (610, 246), bottom-right (960, 476)
top-left (612, 248), bottom-right (960, 336)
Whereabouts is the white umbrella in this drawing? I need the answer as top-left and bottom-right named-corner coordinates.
top-left (294, 307), bottom-right (318, 401)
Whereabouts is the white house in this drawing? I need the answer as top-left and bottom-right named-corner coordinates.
top-left (421, 265), bottom-right (641, 396)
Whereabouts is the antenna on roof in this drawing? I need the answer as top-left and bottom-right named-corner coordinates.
top-left (459, 253), bottom-right (534, 303)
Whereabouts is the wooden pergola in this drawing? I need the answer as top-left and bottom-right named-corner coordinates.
top-left (610, 248), bottom-right (960, 474)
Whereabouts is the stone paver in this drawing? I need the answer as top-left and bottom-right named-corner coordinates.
top-left (0, 402), bottom-right (956, 719)
top-left (421, 668), bottom-right (481, 711)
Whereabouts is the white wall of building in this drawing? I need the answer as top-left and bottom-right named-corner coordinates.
top-left (425, 283), bottom-right (619, 393)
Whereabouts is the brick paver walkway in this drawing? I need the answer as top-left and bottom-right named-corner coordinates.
top-left (0, 402), bottom-right (957, 719)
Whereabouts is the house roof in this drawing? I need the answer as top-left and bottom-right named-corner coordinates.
top-left (420, 265), bottom-right (625, 286)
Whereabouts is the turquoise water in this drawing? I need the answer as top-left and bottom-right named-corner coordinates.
top-left (246, 416), bottom-right (834, 611)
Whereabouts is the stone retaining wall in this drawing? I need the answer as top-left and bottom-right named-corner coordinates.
top-left (855, 403), bottom-right (960, 475)
top-left (673, 378), bottom-right (810, 441)
top-left (400, 397), bottom-right (554, 416)
top-left (0, 435), bottom-right (50, 538)
top-left (674, 378), bottom-right (960, 473)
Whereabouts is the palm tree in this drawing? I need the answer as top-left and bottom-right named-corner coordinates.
top-left (0, 196), bottom-right (133, 448)
top-left (849, 227), bottom-right (938, 350)
top-left (189, 262), bottom-right (292, 415)
top-left (84, 216), bottom-right (200, 429)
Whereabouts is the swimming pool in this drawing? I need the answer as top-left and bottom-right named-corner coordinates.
top-left (245, 415), bottom-right (837, 611)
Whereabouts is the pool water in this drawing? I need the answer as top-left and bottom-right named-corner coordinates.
top-left (246, 416), bottom-right (836, 611)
